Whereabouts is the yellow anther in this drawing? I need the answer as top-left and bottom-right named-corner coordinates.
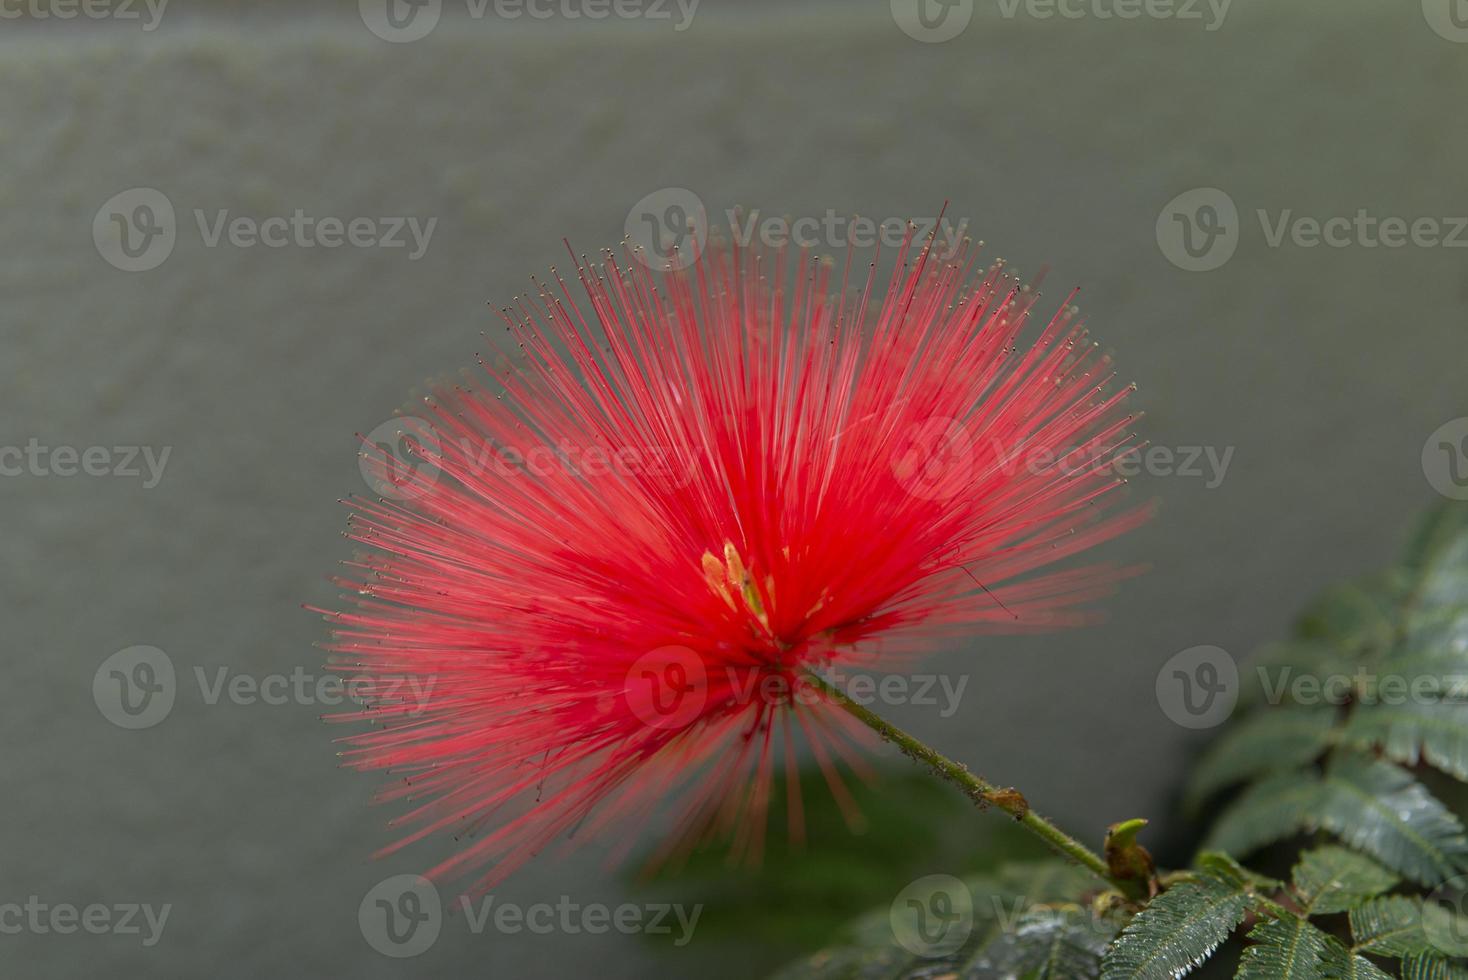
top-left (702, 551), bottom-right (736, 609)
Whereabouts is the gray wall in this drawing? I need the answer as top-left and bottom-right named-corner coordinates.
top-left (6, 2), bottom-right (1468, 976)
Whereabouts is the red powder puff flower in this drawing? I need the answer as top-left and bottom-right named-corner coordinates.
top-left (318, 218), bottom-right (1148, 892)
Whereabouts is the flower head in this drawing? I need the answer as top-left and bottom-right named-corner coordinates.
top-left (320, 218), bottom-right (1147, 891)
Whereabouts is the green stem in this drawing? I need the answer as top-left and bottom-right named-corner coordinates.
top-left (804, 670), bottom-right (1125, 891)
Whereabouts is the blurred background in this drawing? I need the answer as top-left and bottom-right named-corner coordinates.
top-left (5, 1), bottom-right (1468, 976)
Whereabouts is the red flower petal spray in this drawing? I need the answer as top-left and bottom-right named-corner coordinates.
top-left (319, 216), bottom-right (1148, 893)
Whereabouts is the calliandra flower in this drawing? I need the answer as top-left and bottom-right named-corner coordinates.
top-left (315, 218), bottom-right (1149, 893)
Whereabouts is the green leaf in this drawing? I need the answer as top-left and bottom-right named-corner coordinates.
top-left (1319, 935), bottom-right (1396, 979)
top-left (1384, 579), bottom-right (1468, 681)
top-left (1297, 570), bottom-right (1412, 655)
top-left (1201, 769), bottom-right (1327, 858)
top-left (1239, 641), bottom-right (1359, 707)
top-left (1291, 846), bottom-right (1399, 915)
top-left (1197, 850), bottom-right (1282, 892)
top-left (1382, 499), bottom-right (1468, 722)
top-left (1350, 895), bottom-right (1431, 958)
top-left (769, 861), bottom-right (1103, 980)
top-left (1235, 915), bottom-right (1332, 979)
top-left (970, 906), bottom-right (1117, 979)
top-left (766, 939), bottom-right (910, 980)
top-left (1421, 886), bottom-right (1468, 959)
top-left (985, 860), bottom-right (1103, 904)
top-left (1401, 951), bottom-right (1468, 979)
top-left (1187, 706), bottom-right (1338, 807)
top-left (1401, 601), bottom-right (1468, 650)
top-left (1346, 556), bottom-right (1468, 787)
top-left (1099, 863), bottom-right (1255, 980)
top-left (1343, 700), bottom-right (1468, 783)
top-left (1316, 754), bottom-right (1468, 887)
top-left (1204, 756), bottom-right (1468, 885)
top-left (1401, 503), bottom-right (1468, 611)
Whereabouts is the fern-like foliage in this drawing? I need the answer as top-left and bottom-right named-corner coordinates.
top-left (768, 859), bottom-right (1116, 979)
top-left (1291, 845), bottom-right (1399, 915)
top-left (772, 503), bottom-right (1468, 980)
top-left (1234, 915), bottom-right (1335, 978)
top-left (1181, 501), bottom-right (1468, 977)
top-left (1099, 854), bottom-right (1260, 980)
top-left (1202, 752), bottom-right (1468, 885)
